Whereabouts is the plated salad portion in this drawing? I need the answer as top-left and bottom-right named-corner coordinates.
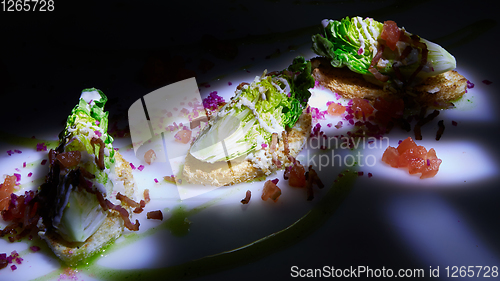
top-left (311, 16), bottom-right (467, 107)
top-left (183, 57), bottom-right (315, 186)
top-left (1, 89), bottom-right (140, 266)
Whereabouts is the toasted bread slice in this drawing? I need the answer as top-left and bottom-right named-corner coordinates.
top-left (311, 57), bottom-right (467, 106)
top-left (183, 111), bottom-right (312, 186)
top-left (38, 151), bottom-right (135, 266)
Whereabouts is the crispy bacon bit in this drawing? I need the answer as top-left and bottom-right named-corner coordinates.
top-left (240, 190), bottom-right (251, 204)
top-left (90, 137), bottom-right (105, 170)
top-left (270, 133), bottom-right (278, 153)
top-left (144, 189), bottom-right (151, 204)
top-left (261, 180), bottom-right (281, 202)
top-left (270, 132), bottom-right (280, 168)
top-left (56, 151), bottom-right (81, 168)
top-left (304, 166), bottom-right (324, 201)
top-left (116, 192), bottom-right (141, 208)
top-left (147, 210), bottom-right (163, 221)
top-left (272, 157), bottom-right (282, 169)
top-left (406, 34), bottom-right (428, 85)
top-left (436, 120), bottom-right (445, 141)
top-left (104, 199), bottom-right (139, 231)
top-left (95, 191), bottom-right (108, 211)
top-left (369, 44), bottom-right (390, 82)
top-left (133, 200), bottom-right (146, 214)
top-left (164, 175), bottom-right (176, 183)
top-left (307, 165), bottom-right (324, 189)
top-left (144, 149), bottom-right (157, 165)
top-left (414, 109), bottom-right (440, 140)
top-left (282, 131), bottom-right (289, 155)
top-left (236, 82), bottom-right (249, 90)
top-left (115, 192), bottom-right (146, 214)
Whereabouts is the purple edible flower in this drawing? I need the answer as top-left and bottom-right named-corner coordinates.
top-left (30, 246), bottom-right (41, 252)
top-left (36, 143), bottom-right (47, 152)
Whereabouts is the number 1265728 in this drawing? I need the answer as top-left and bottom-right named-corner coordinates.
top-left (445, 266), bottom-right (498, 278)
top-left (2, 0), bottom-right (54, 12)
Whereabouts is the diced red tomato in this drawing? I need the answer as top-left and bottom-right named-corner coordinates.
top-left (0, 175), bottom-right (17, 211)
top-left (381, 137), bottom-right (442, 179)
top-left (380, 20), bottom-right (401, 51)
top-left (420, 158), bottom-right (442, 179)
top-left (288, 163), bottom-right (306, 187)
top-left (261, 180), bottom-right (282, 202)
top-left (351, 98), bottom-right (374, 119)
top-left (397, 137), bottom-right (417, 155)
top-left (398, 145), bottom-right (427, 168)
top-left (408, 157), bottom-right (426, 175)
top-left (327, 102), bottom-right (346, 116)
top-left (426, 148), bottom-right (438, 160)
top-left (174, 129), bottom-right (192, 144)
top-left (381, 146), bottom-right (399, 168)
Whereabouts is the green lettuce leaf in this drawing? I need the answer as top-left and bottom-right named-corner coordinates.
top-left (311, 16), bottom-right (456, 83)
top-left (52, 88), bottom-right (116, 242)
top-left (190, 56), bottom-right (314, 163)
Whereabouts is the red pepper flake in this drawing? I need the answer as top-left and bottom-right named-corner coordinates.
top-left (482, 80), bottom-right (492, 85)
top-left (40, 159), bottom-right (47, 165)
